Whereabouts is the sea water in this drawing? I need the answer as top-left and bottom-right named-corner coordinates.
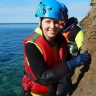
top-left (0, 23), bottom-right (38, 96)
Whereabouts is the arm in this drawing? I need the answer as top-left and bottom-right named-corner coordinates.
top-left (75, 30), bottom-right (84, 49)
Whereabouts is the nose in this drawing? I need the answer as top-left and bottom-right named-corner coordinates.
top-left (50, 22), bottom-right (55, 28)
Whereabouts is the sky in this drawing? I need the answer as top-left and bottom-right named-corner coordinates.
top-left (0, 0), bottom-right (92, 23)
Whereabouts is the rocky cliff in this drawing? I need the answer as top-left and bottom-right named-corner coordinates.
top-left (67, 1), bottom-right (96, 96)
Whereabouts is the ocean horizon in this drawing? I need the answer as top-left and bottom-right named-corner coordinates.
top-left (0, 22), bottom-right (38, 24)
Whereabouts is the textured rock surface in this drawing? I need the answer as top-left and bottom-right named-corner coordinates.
top-left (66, 2), bottom-right (96, 96)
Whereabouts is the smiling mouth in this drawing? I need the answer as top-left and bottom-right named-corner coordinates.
top-left (48, 30), bottom-right (55, 31)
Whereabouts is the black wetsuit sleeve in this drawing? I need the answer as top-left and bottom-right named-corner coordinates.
top-left (25, 43), bottom-right (70, 85)
top-left (68, 25), bottom-right (81, 42)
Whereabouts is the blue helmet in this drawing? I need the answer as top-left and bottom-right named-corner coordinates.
top-left (35, 0), bottom-right (62, 19)
top-left (60, 3), bottom-right (68, 19)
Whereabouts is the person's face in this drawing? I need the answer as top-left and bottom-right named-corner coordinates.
top-left (60, 19), bottom-right (66, 29)
top-left (41, 18), bottom-right (60, 41)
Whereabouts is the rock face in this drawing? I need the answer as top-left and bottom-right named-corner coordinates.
top-left (90, 0), bottom-right (96, 6)
top-left (67, 2), bottom-right (96, 96)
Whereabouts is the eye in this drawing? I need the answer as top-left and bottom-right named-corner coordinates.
top-left (46, 20), bottom-right (51, 24)
top-left (54, 20), bottom-right (59, 24)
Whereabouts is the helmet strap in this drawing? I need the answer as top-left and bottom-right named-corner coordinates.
top-left (39, 17), bottom-right (43, 29)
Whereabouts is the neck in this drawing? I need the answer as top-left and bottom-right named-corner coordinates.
top-left (43, 34), bottom-right (56, 46)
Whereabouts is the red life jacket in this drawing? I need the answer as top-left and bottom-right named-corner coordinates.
top-left (22, 32), bottom-right (67, 94)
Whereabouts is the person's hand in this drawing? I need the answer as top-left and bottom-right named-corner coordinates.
top-left (67, 50), bottom-right (91, 70)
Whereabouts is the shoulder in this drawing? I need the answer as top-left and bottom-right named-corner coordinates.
top-left (73, 24), bottom-right (81, 31)
top-left (70, 24), bottom-right (84, 34)
top-left (56, 33), bottom-right (67, 44)
top-left (69, 24), bottom-right (81, 36)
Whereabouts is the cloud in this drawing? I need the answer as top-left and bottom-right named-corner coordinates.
top-left (0, 7), bottom-right (36, 14)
